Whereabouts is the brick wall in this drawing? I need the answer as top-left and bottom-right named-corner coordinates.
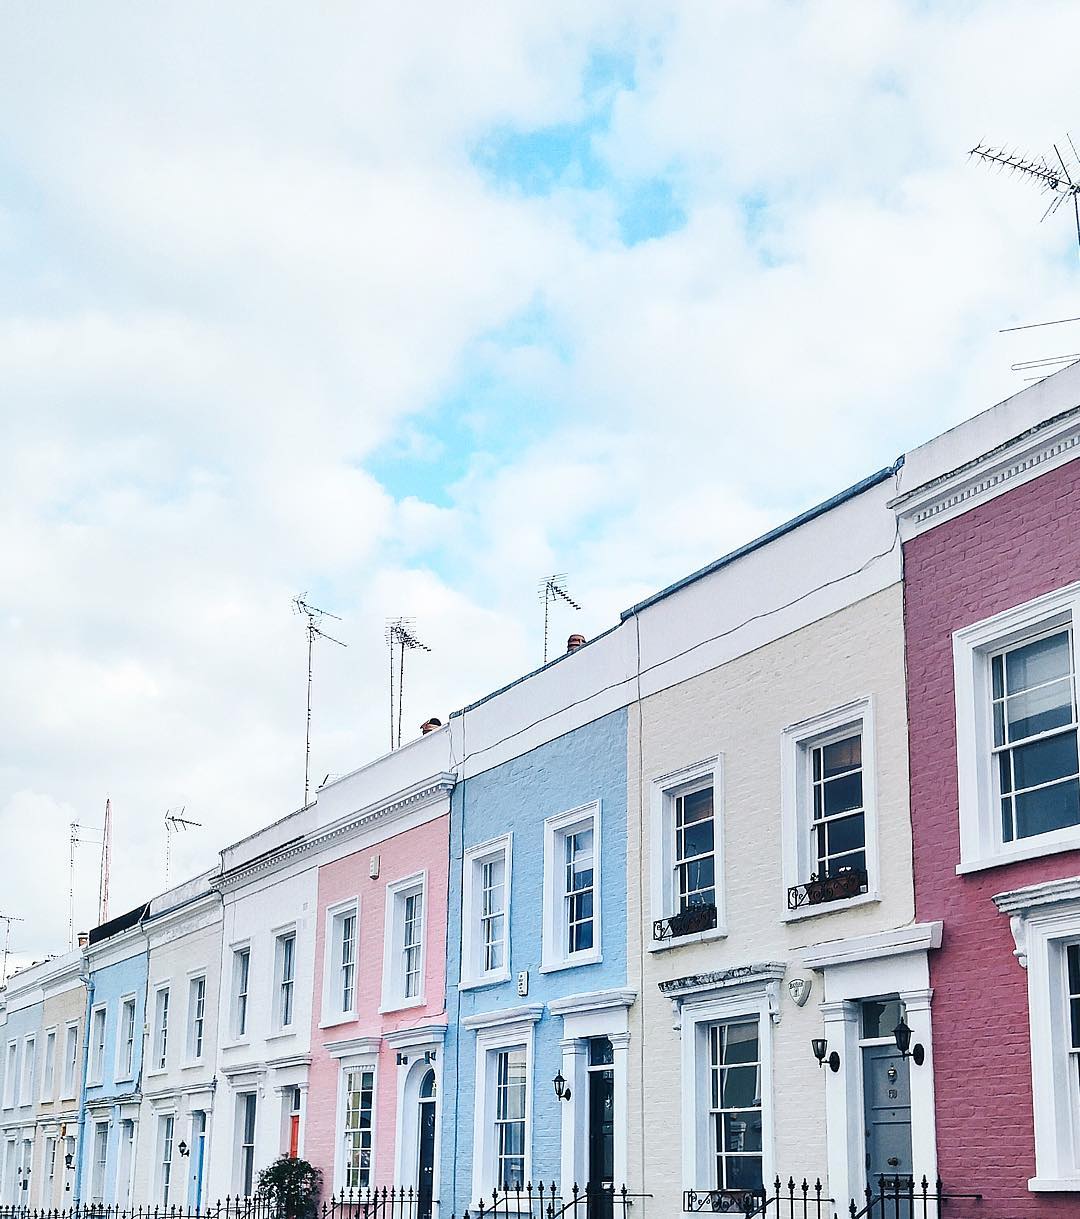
top-left (904, 456), bottom-right (1080, 1217)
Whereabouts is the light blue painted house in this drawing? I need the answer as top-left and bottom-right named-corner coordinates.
top-left (76, 903), bottom-right (150, 1206)
top-left (440, 686), bottom-right (632, 1217)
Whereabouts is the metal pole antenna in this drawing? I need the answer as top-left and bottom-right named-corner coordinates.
top-left (539, 575), bottom-right (582, 664)
top-left (98, 797), bottom-right (112, 926)
top-left (68, 822), bottom-right (78, 950)
top-left (293, 596), bottom-right (347, 806)
top-left (386, 619), bottom-right (431, 749)
top-left (164, 809), bottom-right (202, 889)
top-left (0, 915), bottom-right (24, 986)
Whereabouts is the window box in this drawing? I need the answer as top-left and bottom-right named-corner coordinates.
top-left (788, 867), bottom-right (869, 911)
top-left (654, 902), bottom-right (718, 942)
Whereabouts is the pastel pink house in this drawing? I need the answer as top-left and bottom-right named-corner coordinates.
top-left (895, 368), bottom-right (1080, 1216)
top-left (302, 734), bottom-right (453, 1219)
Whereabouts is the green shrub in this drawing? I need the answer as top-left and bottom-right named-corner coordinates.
top-left (256, 1155), bottom-right (323, 1219)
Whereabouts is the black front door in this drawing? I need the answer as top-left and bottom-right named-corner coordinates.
top-left (587, 1041), bottom-right (615, 1219)
top-left (417, 1070), bottom-right (437, 1219)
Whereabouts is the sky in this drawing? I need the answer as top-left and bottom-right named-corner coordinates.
top-left (2, 0), bottom-right (1080, 966)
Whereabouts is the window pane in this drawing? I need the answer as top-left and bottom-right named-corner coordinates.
top-left (722, 1023), bottom-right (759, 1065)
top-left (1070, 944), bottom-right (1080, 994)
top-left (680, 787), bottom-right (713, 824)
top-left (725, 1155), bottom-right (763, 1191)
top-left (1010, 733), bottom-right (1079, 792)
top-left (861, 998), bottom-right (903, 1039)
top-left (992, 652), bottom-right (1004, 700)
top-left (723, 1112), bottom-right (763, 1154)
top-left (1004, 678), bottom-right (1074, 742)
top-left (1014, 778), bottom-right (1080, 839)
top-left (589, 1037), bottom-right (614, 1066)
top-left (821, 735), bottom-right (861, 778)
top-left (679, 818), bottom-right (714, 861)
top-left (825, 813), bottom-right (865, 856)
top-left (720, 1066), bottom-right (758, 1108)
top-left (1006, 631), bottom-right (1072, 692)
top-left (822, 772), bottom-right (863, 816)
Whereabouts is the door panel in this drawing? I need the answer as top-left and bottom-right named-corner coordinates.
top-left (588, 1069), bottom-right (615, 1219)
top-left (862, 1045), bottom-right (913, 1187)
top-left (417, 1098), bottom-right (436, 1219)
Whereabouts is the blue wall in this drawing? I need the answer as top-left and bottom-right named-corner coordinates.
top-left (77, 941), bottom-right (148, 1203)
top-left (440, 707), bottom-right (628, 1216)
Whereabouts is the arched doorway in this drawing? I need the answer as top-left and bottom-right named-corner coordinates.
top-left (417, 1070), bottom-right (437, 1219)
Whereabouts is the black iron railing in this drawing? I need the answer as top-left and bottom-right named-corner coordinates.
top-left (848, 1176), bottom-right (982, 1219)
top-left (787, 869), bottom-right (868, 912)
top-left (653, 902), bottom-right (718, 942)
top-left (684, 1186), bottom-right (766, 1213)
top-left (685, 1177), bottom-right (828, 1216)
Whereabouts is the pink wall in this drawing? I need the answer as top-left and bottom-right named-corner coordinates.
top-left (904, 458), bottom-right (1080, 1217)
top-left (305, 812), bottom-right (450, 1192)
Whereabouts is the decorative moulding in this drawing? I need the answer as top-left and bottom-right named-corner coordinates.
top-left (460, 1003), bottom-right (544, 1032)
top-left (324, 1037), bottom-right (381, 1061)
top-left (382, 1024), bottom-right (447, 1050)
top-left (547, 988), bottom-right (637, 1017)
top-left (993, 876), bottom-right (1080, 969)
top-left (659, 962), bottom-right (786, 1024)
top-left (889, 407), bottom-right (1080, 539)
top-left (214, 773), bottom-right (456, 890)
top-left (800, 921), bottom-right (942, 970)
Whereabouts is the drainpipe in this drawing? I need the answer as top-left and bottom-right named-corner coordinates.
top-left (73, 950), bottom-right (94, 1207)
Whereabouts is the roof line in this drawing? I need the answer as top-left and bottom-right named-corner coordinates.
top-left (618, 460), bottom-right (903, 621)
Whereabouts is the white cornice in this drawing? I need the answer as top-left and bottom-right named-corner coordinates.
top-left (214, 773), bottom-right (455, 890)
top-left (324, 1036), bottom-right (381, 1060)
top-left (460, 1004), bottom-right (544, 1032)
top-left (547, 989), bottom-right (637, 1017)
top-left (382, 1024), bottom-right (446, 1050)
top-left (801, 921), bottom-right (943, 970)
top-left (890, 407), bottom-right (1080, 539)
top-left (993, 875), bottom-right (1080, 916)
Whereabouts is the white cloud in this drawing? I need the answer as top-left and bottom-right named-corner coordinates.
top-left (2, 0), bottom-right (1078, 956)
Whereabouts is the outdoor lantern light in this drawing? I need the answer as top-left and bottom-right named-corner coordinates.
top-left (892, 1017), bottom-right (925, 1066)
top-left (552, 1070), bottom-right (571, 1101)
top-left (64, 1154), bottom-right (74, 1171)
top-left (811, 1038), bottom-right (840, 1073)
top-left (178, 1140), bottom-right (190, 1158)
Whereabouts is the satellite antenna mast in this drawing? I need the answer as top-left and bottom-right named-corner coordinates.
top-left (293, 595), bottom-right (347, 807)
top-left (969, 136), bottom-right (1080, 252)
top-left (164, 808), bottom-right (201, 889)
top-left (0, 915), bottom-right (24, 986)
top-left (69, 820), bottom-right (103, 948)
top-left (539, 574), bottom-right (582, 665)
top-left (97, 797), bottom-right (112, 926)
top-left (386, 618), bottom-right (431, 749)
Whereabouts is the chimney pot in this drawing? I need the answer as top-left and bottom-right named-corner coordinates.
top-left (567, 634), bottom-right (586, 653)
top-left (421, 717), bottom-right (443, 734)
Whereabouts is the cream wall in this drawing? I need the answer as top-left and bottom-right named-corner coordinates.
top-left (36, 963), bottom-right (85, 1209)
top-left (627, 584), bottom-right (913, 1213)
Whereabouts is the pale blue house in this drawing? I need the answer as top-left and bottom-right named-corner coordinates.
top-left (76, 904), bottom-right (150, 1206)
top-left (440, 701), bottom-right (631, 1216)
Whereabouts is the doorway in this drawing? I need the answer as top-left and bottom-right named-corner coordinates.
top-left (586, 1038), bottom-right (615, 1219)
top-left (860, 998), bottom-right (913, 1202)
top-left (416, 1069), bottom-right (436, 1219)
top-left (191, 1112), bottom-right (207, 1208)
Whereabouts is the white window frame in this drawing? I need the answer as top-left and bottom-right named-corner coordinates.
top-left (541, 802), bottom-right (602, 973)
top-left (19, 1036), bottom-right (35, 1107)
top-left (955, 582), bottom-right (1080, 873)
top-left (649, 757), bottom-right (726, 950)
top-left (157, 1112), bottom-right (176, 1206)
top-left (678, 987), bottom-right (775, 1198)
top-left (461, 834), bottom-right (513, 989)
top-left (780, 698), bottom-right (879, 921)
top-left (335, 1055), bottom-right (378, 1192)
top-left (381, 872), bottom-right (427, 1012)
top-left (41, 1135), bottom-right (56, 1206)
top-left (274, 928), bottom-right (297, 1031)
top-left (322, 898), bottom-right (360, 1026)
top-left (89, 1005), bottom-right (107, 1086)
top-left (997, 879), bottom-right (1080, 1191)
top-left (90, 1120), bottom-right (109, 1203)
top-left (151, 984), bottom-right (170, 1072)
top-left (62, 1023), bottom-right (79, 1099)
top-left (115, 996), bottom-right (137, 1082)
top-left (232, 946), bottom-right (251, 1040)
top-left (187, 974), bottom-right (207, 1063)
top-left (41, 1028), bottom-right (57, 1103)
top-left (2, 1042), bottom-right (15, 1109)
top-left (466, 1009), bottom-right (540, 1207)
top-left (236, 1091), bottom-right (258, 1197)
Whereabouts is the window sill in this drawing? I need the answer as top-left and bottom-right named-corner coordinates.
top-left (264, 1029), bottom-right (296, 1042)
top-left (220, 1039), bottom-right (250, 1052)
top-left (781, 892), bottom-right (880, 923)
top-left (113, 1074), bottom-right (134, 1086)
top-left (1029, 1176), bottom-right (1080, 1192)
top-left (958, 832), bottom-right (1080, 874)
top-left (318, 1014), bottom-right (358, 1031)
top-left (144, 1068), bottom-right (166, 1079)
top-left (379, 996), bottom-right (426, 1015)
top-left (647, 927), bottom-right (727, 954)
top-left (181, 1060), bottom-right (207, 1071)
top-left (539, 952), bottom-right (602, 975)
top-left (459, 972), bottom-right (511, 993)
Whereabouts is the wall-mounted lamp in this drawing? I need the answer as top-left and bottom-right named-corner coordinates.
top-left (811, 1038), bottom-right (840, 1073)
top-left (424, 1050), bottom-right (436, 1064)
top-left (64, 1154), bottom-right (74, 1171)
top-left (178, 1141), bottom-right (190, 1158)
top-left (552, 1071), bottom-right (571, 1101)
top-left (892, 1018), bottom-right (925, 1066)
top-left (396, 1053), bottom-right (409, 1066)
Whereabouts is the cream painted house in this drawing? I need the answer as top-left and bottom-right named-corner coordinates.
top-left (34, 951), bottom-right (85, 1209)
top-left (624, 469), bottom-right (941, 1214)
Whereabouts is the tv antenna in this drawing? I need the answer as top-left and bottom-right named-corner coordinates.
top-left (68, 821), bottom-right (103, 949)
top-left (164, 808), bottom-right (201, 889)
top-left (386, 618), bottom-right (431, 750)
top-left (970, 136), bottom-right (1080, 252)
top-left (539, 574), bottom-right (582, 665)
top-left (293, 595), bottom-right (347, 807)
top-left (0, 914), bottom-right (24, 986)
top-left (98, 797), bottom-right (113, 927)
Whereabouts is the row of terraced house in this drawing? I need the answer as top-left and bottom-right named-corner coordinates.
top-left (5, 366), bottom-right (1080, 1218)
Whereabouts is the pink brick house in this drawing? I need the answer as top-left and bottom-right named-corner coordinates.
top-left (893, 364), bottom-right (1080, 1216)
top-left (301, 732), bottom-right (453, 1219)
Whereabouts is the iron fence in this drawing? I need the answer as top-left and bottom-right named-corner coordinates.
top-left (846, 1176), bottom-right (982, 1219)
top-left (0, 1183), bottom-right (645, 1219)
